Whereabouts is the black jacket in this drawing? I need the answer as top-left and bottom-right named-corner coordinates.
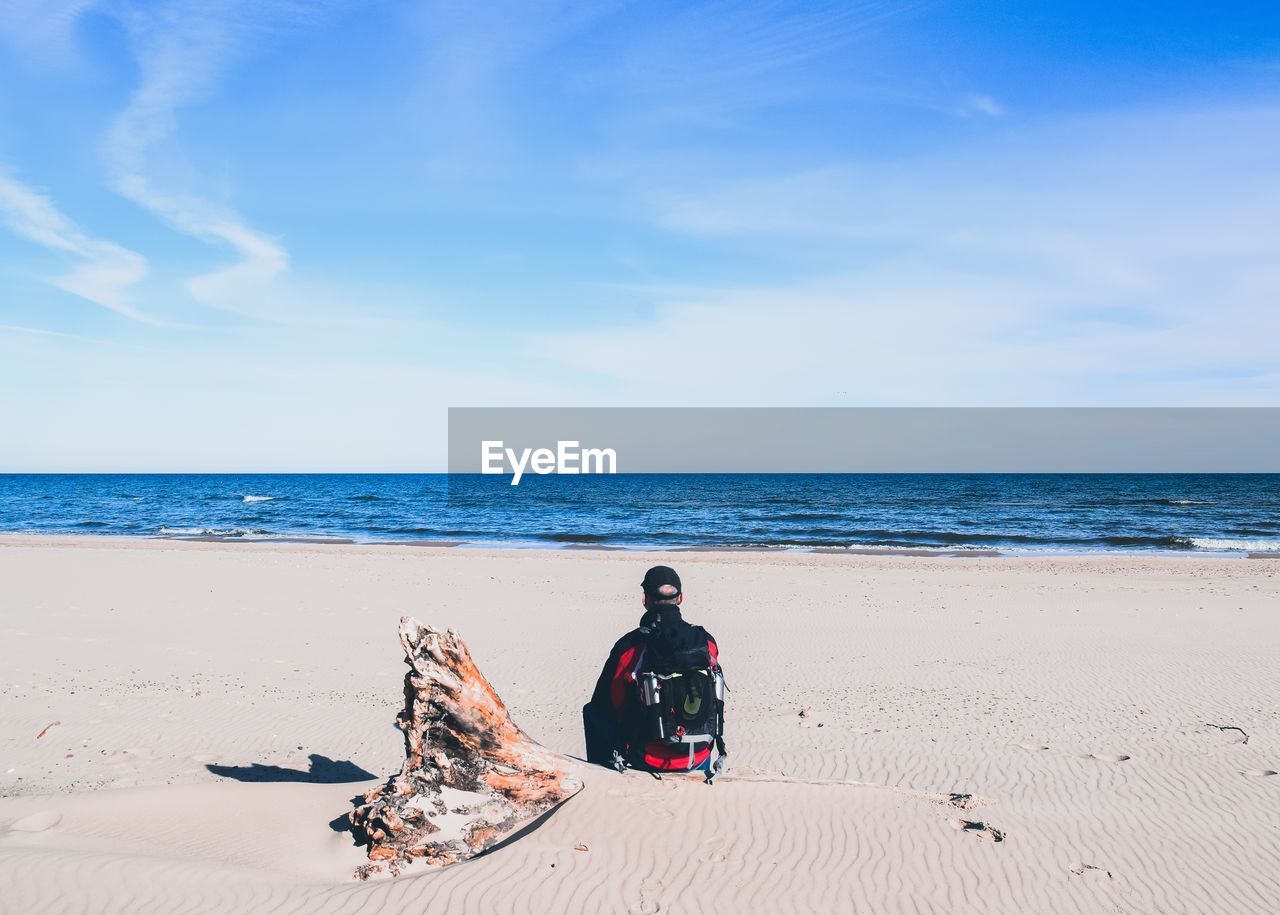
top-left (584, 605), bottom-right (718, 764)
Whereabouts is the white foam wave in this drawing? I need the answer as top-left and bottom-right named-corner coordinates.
top-left (242, 495), bottom-right (276, 503)
top-left (1190, 538), bottom-right (1280, 552)
top-left (1168, 499), bottom-right (1213, 505)
top-left (158, 527), bottom-right (267, 538)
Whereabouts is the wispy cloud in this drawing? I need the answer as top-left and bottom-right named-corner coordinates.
top-left (0, 0), bottom-right (102, 67)
top-left (534, 106), bottom-right (1280, 405)
top-left (532, 263), bottom-right (1280, 407)
top-left (586, 0), bottom-right (908, 123)
top-left (104, 1), bottom-right (324, 315)
top-left (0, 168), bottom-right (150, 321)
top-left (957, 93), bottom-right (1004, 118)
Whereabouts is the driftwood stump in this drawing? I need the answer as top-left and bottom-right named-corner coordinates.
top-left (348, 616), bottom-right (582, 877)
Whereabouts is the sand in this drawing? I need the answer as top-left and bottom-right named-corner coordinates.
top-left (1, 536), bottom-right (1278, 914)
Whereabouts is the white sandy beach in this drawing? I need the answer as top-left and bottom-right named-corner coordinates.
top-left (1, 536), bottom-right (1278, 914)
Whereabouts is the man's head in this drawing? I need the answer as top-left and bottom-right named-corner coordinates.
top-left (641, 565), bottom-right (682, 608)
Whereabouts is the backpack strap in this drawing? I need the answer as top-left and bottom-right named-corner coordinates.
top-left (706, 735), bottom-right (727, 784)
top-left (706, 683), bottom-right (728, 784)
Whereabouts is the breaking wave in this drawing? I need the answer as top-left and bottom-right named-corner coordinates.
top-left (1190, 538), bottom-right (1280, 552)
top-left (158, 527), bottom-right (269, 538)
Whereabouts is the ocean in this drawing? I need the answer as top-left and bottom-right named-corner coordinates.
top-left (1, 473), bottom-right (1278, 554)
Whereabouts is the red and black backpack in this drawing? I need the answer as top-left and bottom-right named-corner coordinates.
top-left (629, 636), bottom-right (727, 780)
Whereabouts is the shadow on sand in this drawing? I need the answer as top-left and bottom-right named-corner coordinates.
top-left (207, 753), bottom-right (377, 784)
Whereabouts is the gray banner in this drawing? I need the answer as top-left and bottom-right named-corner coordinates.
top-left (447, 408), bottom-right (1280, 474)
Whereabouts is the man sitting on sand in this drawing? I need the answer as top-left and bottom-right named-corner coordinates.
top-left (584, 565), bottom-right (726, 778)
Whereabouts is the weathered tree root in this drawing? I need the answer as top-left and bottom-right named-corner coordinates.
top-left (348, 616), bottom-right (582, 877)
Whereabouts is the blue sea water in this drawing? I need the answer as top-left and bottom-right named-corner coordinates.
top-left (1, 474), bottom-right (1279, 554)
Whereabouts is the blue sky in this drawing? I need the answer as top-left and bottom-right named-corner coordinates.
top-left (1, 1), bottom-right (1278, 470)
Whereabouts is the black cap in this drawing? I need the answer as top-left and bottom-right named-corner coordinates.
top-left (641, 565), bottom-right (682, 602)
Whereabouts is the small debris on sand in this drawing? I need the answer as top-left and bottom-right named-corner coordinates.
top-left (1205, 722), bottom-right (1250, 745)
top-left (951, 817), bottom-right (1005, 842)
top-left (1069, 862), bottom-right (1112, 878)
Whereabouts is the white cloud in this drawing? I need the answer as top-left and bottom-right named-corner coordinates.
top-left (535, 106), bottom-right (1280, 405)
top-left (593, 0), bottom-right (907, 118)
top-left (0, 0), bottom-right (101, 67)
top-left (532, 265), bottom-right (1280, 406)
top-left (103, 2), bottom-right (325, 315)
top-left (0, 169), bottom-right (151, 321)
top-left (957, 93), bottom-right (1004, 118)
